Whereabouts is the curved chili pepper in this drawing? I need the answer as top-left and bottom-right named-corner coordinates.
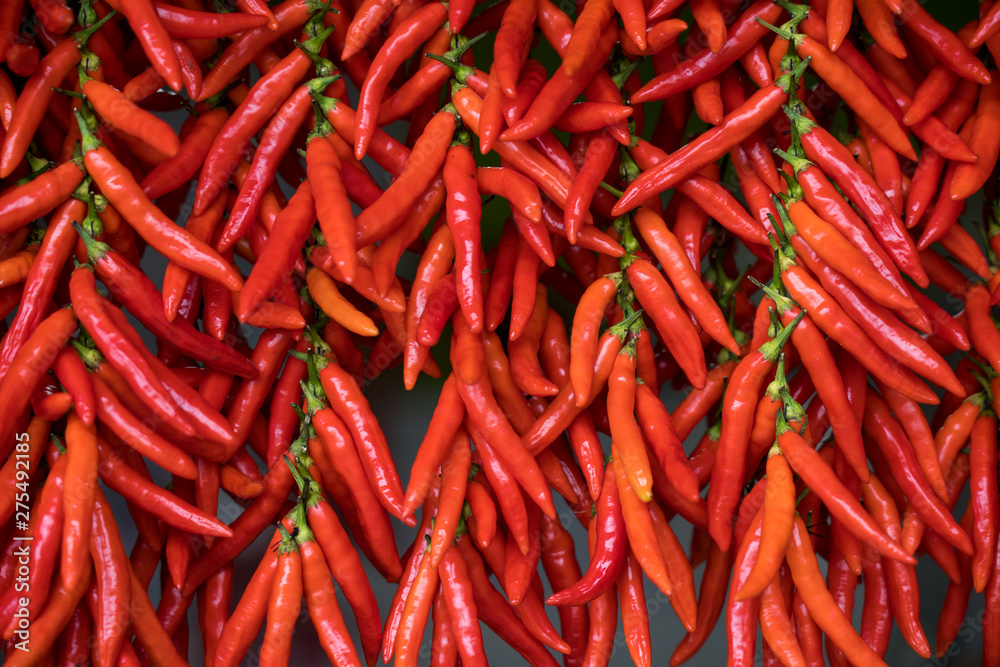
top-left (89, 487), bottom-right (131, 667)
top-left (548, 463), bottom-right (625, 606)
top-left (306, 134), bottom-right (358, 283)
top-left (603, 351), bottom-right (653, 501)
top-left (4, 563), bottom-right (91, 667)
top-left (259, 526), bottom-right (302, 665)
top-left (877, 381), bottom-right (948, 500)
top-left (786, 515), bottom-right (888, 667)
top-left (633, 0), bottom-right (784, 103)
top-left (76, 131), bottom-right (241, 295)
top-left (500, 22), bottom-right (619, 142)
top-left (306, 268), bottom-right (379, 337)
top-left (706, 312), bottom-right (801, 551)
top-left (0, 160), bottom-right (85, 234)
top-left (426, 430), bottom-right (471, 567)
top-left (430, 587), bottom-right (458, 667)
top-left (438, 546), bottom-right (487, 667)
top-left (101, 0), bottom-right (182, 90)
top-left (862, 473), bottom-right (932, 658)
top-left (985, 490), bottom-right (1000, 663)
top-left (937, 533), bottom-right (973, 657)
top-left (615, 76), bottom-right (792, 214)
top-left (459, 537), bottom-right (562, 667)
top-left (626, 258), bottom-right (706, 388)
top-left (538, 513), bottom-right (588, 663)
top-left (737, 450), bottom-right (795, 601)
top-left (0, 307), bottom-right (76, 442)
top-left (60, 412), bottom-right (98, 596)
top-left (970, 412), bottom-right (998, 592)
top-left (758, 571), bottom-right (808, 667)
top-left (236, 179), bottom-right (314, 320)
top-left (451, 87), bottom-right (586, 223)
top-left (485, 0), bottom-right (534, 96)
top-left (786, 30), bottom-right (916, 158)
top-left (310, 404), bottom-right (405, 576)
top-left (794, 119), bottom-right (926, 285)
top-left (610, 455), bottom-right (672, 599)
top-left (81, 231), bottom-right (254, 378)
top-left (443, 139), bottom-right (484, 332)
top-left (100, 304), bottom-right (237, 447)
top-left (311, 356), bottom-right (409, 520)
top-left (0, 445), bottom-right (61, 634)
top-left (194, 27), bottom-right (328, 211)
top-left (633, 207), bottom-right (741, 352)
top-left (198, 0), bottom-right (316, 101)
top-left (763, 289), bottom-right (870, 479)
top-left (455, 367), bottom-right (556, 517)
top-left (897, 1), bottom-right (991, 84)
top-left (291, 514), bottom-right (364, 667)
top-left (671, 539), bottom-right (732, 664)
top-left (0, 36), bottom-right (86, 178)
top-left (863, 392), bottom-right (973, 555)
top-left (96, 434), bottom-right (232, 537)
top-left (777, 423), bottom-right (914, 563)
top-left (156, 2), bottom-right (270, 37)
top-left (84, 78), bottom-right (179, 157)
top-left (777, 252), bottom-right (937, 403)
top-left (355, 111), bottom-right (454, 247)
top-left (212, 529), bottom-right (281, 667)
top-left (91, 374), bottom-right (197, 479)
top-left (403, 373), bottom-right (465, 511)
top-left (221, 79), bottom-right (333, 251)
top-left (354, 2), bottom-right (447, 159)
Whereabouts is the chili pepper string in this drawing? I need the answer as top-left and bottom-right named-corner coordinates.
top-left (1, 0), bottom-right (1000, 664)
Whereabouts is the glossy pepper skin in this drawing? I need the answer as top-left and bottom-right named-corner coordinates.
top-left (0, 1), bottom-right (999, 665)
top-left (547, 463), bottom-right (626, 606)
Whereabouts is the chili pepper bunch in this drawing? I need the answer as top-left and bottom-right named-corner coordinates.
top-left (1, 0), bottom-right (1000, 664)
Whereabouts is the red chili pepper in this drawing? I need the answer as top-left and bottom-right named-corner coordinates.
top-left (444, 139), bottom-right (484, 333)
top-left (75, 129), bottom-right (242, 295)
top-left (0, 34), bottom-right (90, 178)
top-left (786, 516), bottom-right (887, 667)
top-left (235, 179), bottom-right (314, 321)
top-left (615, 73), bottom-right (793, 214)
top-left (626, 258), bottom-right (707, 388)
top-left (864, 392), bottom-right (973, 555)
top-left (500, 22), bottom-right (619, 142)
top-left (457, 537), bottom-right (561, 667)
top-left (706, 311), bottom-right (801, 551)
top-left (310, 355), bottom-right (409, 521)
top-left (438, 546), bottom-right (488, 667)
top-left (194, 27), bottom-right (329, 211)
top-left (970, 411), bottom-right (998, 592)
top-left (0, 307), bottom-right (76, 443)
top-left (212, 529), bottom-right (280, 667)
top-left (862, 473), bottom-right (932, 658)
top-left (152, 3), bottom-right (265, 37)
top-left (0, 160), bottom-right (85, 234)
top-left (355, 112), bottom-right (454, 247)
top-left (671, 539), bottom-right (732, 664)
top-left (648, 6), bottom-right (784, 100)
top-left (221, 79), bottom-right (334, 250)
top-left (306, 133), bottom-right (358, 284)
top-left (258, 526), bottom-right (303, 665)
top-left (289, 509), bottom-right (364, 667)
top-left (353, 2), bottom-right (448, 159)
top-left (548, 463), bottom-right (625, 606)
top-left (91, 374), bottom-right (197, 479)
